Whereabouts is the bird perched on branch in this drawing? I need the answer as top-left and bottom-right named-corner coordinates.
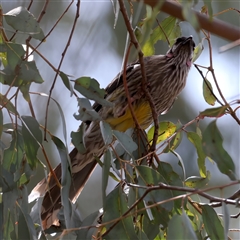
top-left (31, 36), bottom-right (195, 230)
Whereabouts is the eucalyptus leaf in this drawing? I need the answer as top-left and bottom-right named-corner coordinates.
top-left (5, 6), bottom-right (45, 40)
top-left (202, 120), bottom-right (235, 180)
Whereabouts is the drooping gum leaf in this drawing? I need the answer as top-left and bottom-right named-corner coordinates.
top-left (187, 131), bottom-right (207, 177)
top-left (167, 212), bottom-right (198, 240)
top-left (203, 78), bottom-right (216, 106)
top-left (199, 105), bottom-right (228, 118)
top-left (202, 120), bottom-right (235, 180)
top-left (4, 6), bottom-right (45, 40)
top-left (202, 205), bottom-right (225, 239)
top-left (112, 130), bottom-right (138, 156)
top-left (184, 171), bottom-right (210, 188)
top-left (74, 77), bottom-right (112, 107)
top-left (21, 116), bottom-right (42, 169)
top-left (103, 185), bottom-right (138, 239)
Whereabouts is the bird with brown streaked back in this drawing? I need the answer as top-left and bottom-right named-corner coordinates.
top-left (30, 36), bottom-right (195, 230)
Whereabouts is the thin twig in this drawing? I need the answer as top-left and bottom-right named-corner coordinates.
top-left (44, 0), bottom-right (80, 140)
top-left (194, 64), bottom-right (223, 106)
top-left (25, 1), bottom-right (74, 59)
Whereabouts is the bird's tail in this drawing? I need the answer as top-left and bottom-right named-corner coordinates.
top-left (30, 121), bottom-right (105, 230)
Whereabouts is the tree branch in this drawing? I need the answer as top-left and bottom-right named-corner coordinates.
top-left (142, 0), bottom-right (240, 42)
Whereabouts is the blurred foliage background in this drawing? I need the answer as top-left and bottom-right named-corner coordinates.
top-left (1, 0), bottom-right (239, 238)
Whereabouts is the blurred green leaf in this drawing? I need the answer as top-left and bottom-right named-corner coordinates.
top-left (163, 123), bottom-right (183, 153)
top-left (21, 116), bottom-right (42, 169)
top-left (203, 78), bottom-right (216, 106)
top-left (202, 205), bottom-right (225, 239)
top-left (103, 185), bottom-right (138, 239)
top-left (182, 1), bottom-right (199, 30)
top-left (167, 212), bottom-right (198, 240)
top-left (0, 60), bottom-right (44, 86)
top-left (4, 6), bottom-right (45, 40)
top-left (202, 120), bottom-right (235, 180)
top-left (0, 42), bottom-right (25, 70)
top-left (185, 171), bottom-right (210, 188)
top-left (74, 77), bottom-right (112, 107)
top-left (113, 130), bottom-right (138, 156)
top-left (0, 109), bottom-right (3, 137)
top-left (77, 211), bottom-right (100, 239)
top-left (202, 0), bottom-right (213, 18)
top-left (147, 121), bottom-right (176, 144)
top-left (3, 129), bottom-right (24, 170)
top-left (71, 123), bottom-right (87, 154)
top-left (19, 61), bottom-right (44, 84)
top-left (187, 131), bottom-right (207, 177)
top-left (3, 210), bottom-right (13, 240)
top-left (102, 149), bottom-right (111, 205)
top-left (222, 202), bottom-right (230, 240)
top-left (199, 105), bottom-right (228, 118)
top-left (52, 135), bottom-right (72, 229)
top-left (142, 16), bottom-right (181, 56)
top-left (60, 71), bottom-right (74, 95)
top-left (16, 201), bottom-right (37, 240)
top-left (192, 40), bottom-right (204, 62)
top-left (100, 121), bottom-right (113, 145)
top-left (136, 166), bottom-right (174, 211)
top-left (74, 98), bottom-right (101, 122)
top-left (0, 94), bottom-right (18, 114)
top-left (20, 84), bottom-right (30, 102)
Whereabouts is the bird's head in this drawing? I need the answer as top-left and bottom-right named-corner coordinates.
top-left (166, 36), bottom-right (195, 67)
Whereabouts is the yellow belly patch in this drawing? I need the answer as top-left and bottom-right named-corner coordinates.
top-left (105, 101), bottom-right (152, 132)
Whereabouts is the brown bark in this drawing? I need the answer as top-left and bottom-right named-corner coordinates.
top-left (142, 0), bottom-right (240, 42)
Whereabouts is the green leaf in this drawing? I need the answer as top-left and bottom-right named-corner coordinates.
top-left (16, 201), bottom-right (37, 240)
top-left (112, 130), bottom-right (138, 156)
top-left (163, 123), bottom-right (183, 153)
top-left (0, 60), bottom-right (44, 86)
top-left (102, 149), bottom-right (111, 206)
top-left (74, 98), bottom-right (101, 122)
top-left (0, 109), bottom-right (3, 137)
top-left (184, 171), bottom-right (210, 188)
top-left (100, 121), bottom-right (113, 145)
top-left (167, 212), bottom-right (198, 240)
top-left (71, 123), bottom-right (86, 154)
top-left (60, 71), bottom-right (74, 95)
top-left (136, 165), bottom-right (174, 211)
top-left (0, 93), bottom-right (18, 114)
top-left (1, 42), bottom-right (25, 70)
top-left (20, 84), bottom-right (31, 102)
top-left (147, 121), bottom-right (176, 144)
top-left (192, 40), bottom-right (204, 62)
top-left (3, 129), bottom-right (24, 170)
top-left (202, 120), bottom-right (235, 180)
top-left (74, 77), bottom-right (112, 107)
top-left (142, 16), bottom-right (181, 56)
top-left (222, 202), bottom-right (230, 240)
top-left (51, 135), bottom-right (72, 229)
top-left (187, 131), bottom-right (207, 177)
top-left (202, 205), bottom-right (225, 239)
top-left (103, 185), bottom-right (138, 239)
top-left (199, 105), bottom-right (228, 118)
top-left (203, 0), bottom-right (213, 18)
top-left (77, 211), bottom-right (100, 239)
top-left (203, 78), bottom-right (216, 106)
top-left (21, 116), bottom-right (42, 169)
top-left (4, 6), bottom-right (45, 40)
top-left (19, 60), bottom-right (44, 84)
